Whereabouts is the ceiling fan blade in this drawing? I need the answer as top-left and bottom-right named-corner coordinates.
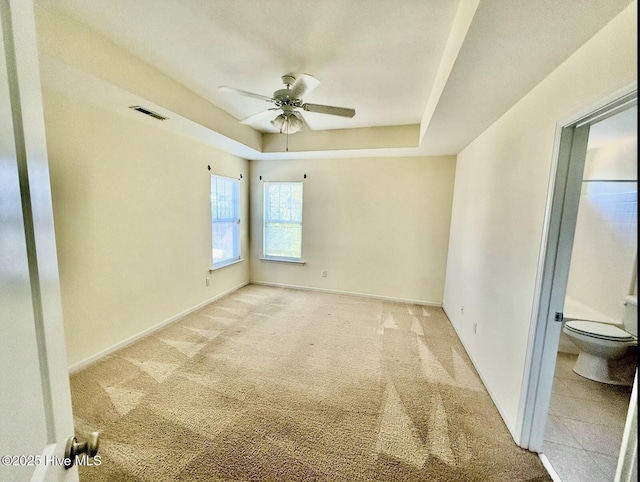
top-left (218, 86), bottom-right (274, 103)
top-left (290, 74), bottom-right (320, 99)
top-left (240, 108), bottom-right (279, 125)
top-left (302, 103), bottom-right (356, 118)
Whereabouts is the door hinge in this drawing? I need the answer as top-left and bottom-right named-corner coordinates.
top-left (554, 312), bottom-right (564, 322)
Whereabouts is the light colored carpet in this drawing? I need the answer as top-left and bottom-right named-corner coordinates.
top-left (70, 285), bottom-right (551, 481)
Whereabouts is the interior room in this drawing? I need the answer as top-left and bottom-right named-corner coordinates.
top-left (0, 0), bottom-right (637, 481)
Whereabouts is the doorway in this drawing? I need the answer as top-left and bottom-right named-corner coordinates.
top-left (517, 87), bottom-right (638, 482)
top-left (542, 105), bottom-right (637, 481)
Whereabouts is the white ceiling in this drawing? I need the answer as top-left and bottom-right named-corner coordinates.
top-left (36, 0), bottom-right (633, 159)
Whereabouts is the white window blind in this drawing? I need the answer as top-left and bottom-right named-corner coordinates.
top-left (263, 182), bottom-right (303, 260)
top-left (211, 175), bottom-right (240, 268)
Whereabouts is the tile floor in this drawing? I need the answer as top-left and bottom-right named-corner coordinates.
top-left (543, 352), bottom-right (633, 482)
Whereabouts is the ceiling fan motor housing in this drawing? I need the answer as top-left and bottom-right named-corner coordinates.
top-left (273, 88), bottom-right (302, 110)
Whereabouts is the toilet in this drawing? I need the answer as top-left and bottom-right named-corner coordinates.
top-left (562, 295), bottom-right (637, 385)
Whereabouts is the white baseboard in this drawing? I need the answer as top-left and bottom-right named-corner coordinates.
top-left (68, 281), bottom-right (249, 374)
top-left (250, 280), bottom-right (442, 307)
top-left (442, 306), bottom-right (517, 441)
top-left (539, 454), bottom-right (563, 482)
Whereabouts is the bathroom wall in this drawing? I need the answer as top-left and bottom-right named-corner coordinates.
top-left (565, 183), bottom-right (637, 321)
top-left (564, 109), bottom-right (638, 329)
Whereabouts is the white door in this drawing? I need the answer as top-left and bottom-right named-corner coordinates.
top-left (0, 1), bottom-right (77, 480)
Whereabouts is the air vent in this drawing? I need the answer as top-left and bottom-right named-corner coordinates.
top-left (129, 106), bottom-right (167, 121)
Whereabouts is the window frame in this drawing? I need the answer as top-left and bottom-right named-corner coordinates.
top-left (210, 174), bottom-right (241, 270)
top-left (262, 181), bottom-right (304, 262)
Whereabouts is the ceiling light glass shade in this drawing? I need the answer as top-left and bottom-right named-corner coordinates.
top-left (271, 112), bottom-right (303, 134)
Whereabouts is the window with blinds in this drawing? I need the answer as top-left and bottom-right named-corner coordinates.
top-left (263, 182), bottom-right (303, 260)
top-left (211, 175), bottom-right (240, 268)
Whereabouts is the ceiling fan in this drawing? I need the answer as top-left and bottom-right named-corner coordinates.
top-left (219, 74), bottom-right (356, 135)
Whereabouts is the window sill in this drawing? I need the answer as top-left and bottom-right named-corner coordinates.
top-left (260, 257), bottom-right (306, 265)
top-left (210, 258), bottom-right (244, 271)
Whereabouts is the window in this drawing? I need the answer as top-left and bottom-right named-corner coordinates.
top-left (211, 175), bottom-right (240, 268)
top-left (263, 182), bottom-right (303, 260)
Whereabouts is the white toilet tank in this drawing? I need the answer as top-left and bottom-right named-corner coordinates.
top-left (623, 295), bottom-right (638, 337)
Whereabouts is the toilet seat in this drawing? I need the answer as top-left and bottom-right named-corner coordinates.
top-left (564, 320), bottom-right (635, 342)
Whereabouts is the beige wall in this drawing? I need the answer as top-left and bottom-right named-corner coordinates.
top-left (443, 1), bottom-right (637, 436)
top-left (250, 156), bottom-right (456, 304)
top-left (43, 90), bottom-right (249, 368)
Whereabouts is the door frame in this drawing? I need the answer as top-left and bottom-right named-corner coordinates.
top-left (517, 83), bottom-right (637, 453)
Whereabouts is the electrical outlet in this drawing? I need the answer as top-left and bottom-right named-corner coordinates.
top-left (206, 278), bottom-right (210, 286)
top-left (321, 270), bottom-right (327, 278)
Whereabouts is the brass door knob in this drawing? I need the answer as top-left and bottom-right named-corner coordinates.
top-left (64, 431), bottom-right (99, 469)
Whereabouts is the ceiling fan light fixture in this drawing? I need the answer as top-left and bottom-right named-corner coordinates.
top-left (271, 112), bottom-right (303, 134)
